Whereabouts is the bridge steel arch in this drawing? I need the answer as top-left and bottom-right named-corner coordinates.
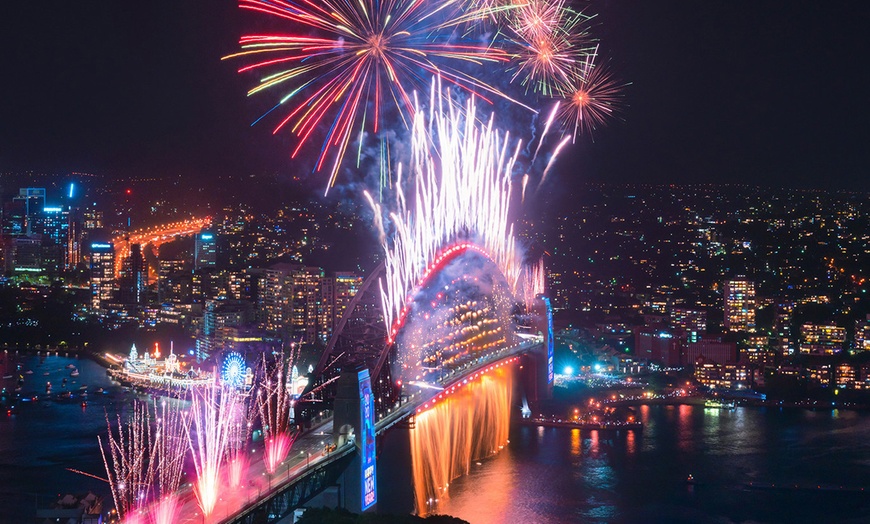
top-left (305, 241), bottom-right (527, 418)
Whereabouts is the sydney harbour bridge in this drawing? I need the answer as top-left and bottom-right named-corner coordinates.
top-left (167, 242), bottom-right (554, 524)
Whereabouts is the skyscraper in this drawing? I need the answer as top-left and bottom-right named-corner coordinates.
top-left (194, 231), bottom-right (217, 270)
top-left (120, 243), bottom-right (146, 305)
top-left (90, 241), bottom-right (115, 312)
top-left (724, 277), bottom-right (756, 332)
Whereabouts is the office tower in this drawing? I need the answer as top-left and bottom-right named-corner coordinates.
top-left (194, 231), bottom-right (217, 270)
top-left (670, 307), bottom-right (707, 343)
top-left (40, 205), bottom-right (70, 272)
top-left (13, 188), bottom-right (45, 235)
top-left (90, 241), bottom-right (115, 312)
top-left (723, 277), bottom-right (756, 332)
top-left (120, 243), bottom-right (146, 305)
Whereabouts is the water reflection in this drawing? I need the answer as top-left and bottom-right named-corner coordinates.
top-left (570, 428), bottom-right (581, 457)
top-left (410, 367), bottom-right (513, 514)
top-left (426, 404), bottom-right (870, 524)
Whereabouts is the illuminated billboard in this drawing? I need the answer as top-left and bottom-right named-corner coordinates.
top-left (542, 297), bottom-right (554, 384)
top-left (358, 369), bottom-right (377, 510)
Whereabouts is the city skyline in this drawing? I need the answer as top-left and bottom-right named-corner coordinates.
top-left (0, 1), bottom-right (867, 193)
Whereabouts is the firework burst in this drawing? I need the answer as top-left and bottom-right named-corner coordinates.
top-left (185, 384), bottom-right (241, 517)
top-left (521, 257), bottom-right (546, 308)
top-left (368, 80), bottom-right (528, 343)
top-left (507, 0), bottom-right (594, 96)
top-left (227, 397), bottom-right (256, 490)
top-left (99, 401), bottom-right (154, 521)
top-left (558, 48), bottom-right (625, 139)
top-left (150, 397), bottom-right (188, 524)
top-left (225, 0), bottom-right (523, 193)
top-left (258, 356), bottom-right (298, 474)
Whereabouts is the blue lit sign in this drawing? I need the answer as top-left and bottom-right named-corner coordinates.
top-left (43, 207), bottom-right (62, 213)
top-left (201, 233), bottom-right (214, 240)
top-left (542, 296), bottom-right (554, 385)
top-left (91, 242), bottom-right (112, 250)
top-left (358, 369), bottom-right (377, 510)
top-left (68, 183), bottom-right (75, 199)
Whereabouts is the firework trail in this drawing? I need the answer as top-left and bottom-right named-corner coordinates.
top-left (539, 134), bottom-right (572, 188)
top-left (99, 401), bottom-right (154, 522)
top-left (225, 0), bottom-right (528, 194)
top-left (258, 356), bottom-right (298, 474)
top-left (368, 80), bottom-right (526, 343)
top-left (226, 387), bottom-right (256, 489)
top-left (521, 258), bottom-right (546, 308)
top-left (185, 384), bottom-right (240, 517)
top-left (150, 397), bottom-right (188, 524)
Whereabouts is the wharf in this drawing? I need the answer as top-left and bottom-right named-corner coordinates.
top-left (516, 417), bottom-right (642, 431)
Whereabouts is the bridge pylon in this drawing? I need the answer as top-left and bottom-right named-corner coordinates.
top-left (522, 295), bottom-right (555, 407)
top-left (333, 367), bottom-right (378, 513)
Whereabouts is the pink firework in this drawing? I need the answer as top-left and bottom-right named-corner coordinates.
top-left (558, 49), bottom-right (625, 139)
top-left (226, 386), bottom-right (256, 489)
top-left (185, 385), bottom-right (241, 517)
top-left (99, 401), bottom-right (154, 521)
top-left (258, 358), bottom-right (298, 474)
top-left (507, 0), bottom-right (592, 96)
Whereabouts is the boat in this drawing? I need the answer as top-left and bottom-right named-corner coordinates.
top-left (65, 364), bottom-right (76, 369)
top-left (2, 375), bottom-right (12, 379)
top-left (704, 399), bottom-right (736, 409)
top-left (45, 382), bottom-right (52, 393)
top-left (70, 369), bottom-right (80, 377)
top-left (25, 370), bottom-right (33, 375)
top-left (43, 372), bottom-right (50, 376)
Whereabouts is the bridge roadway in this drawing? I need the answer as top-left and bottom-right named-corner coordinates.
top-left (173, 336), bottom-right (543, 523)
top-left (374, 336), bottom-right (544, 434)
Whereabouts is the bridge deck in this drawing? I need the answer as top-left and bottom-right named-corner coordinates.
top-left (210, 337), bottom-right (542, 523)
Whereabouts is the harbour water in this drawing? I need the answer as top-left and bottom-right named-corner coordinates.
top-left (379, 403), bottom-right (870, 523)
top-left (3, 354), bottom-right (870, 523)
top-left (0, 354), bottom-right (127, 522)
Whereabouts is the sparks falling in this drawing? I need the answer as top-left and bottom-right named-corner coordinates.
top-left (367, 82), bottom-right (528, 344)
top-left (185, 384), bottom-right (241, 517)
top-left (258, 356), bottom-right (298, 474)
top-left (99, 401), bottom-right (154, 521)
top-left (150, 398), bottom-right (188, 524)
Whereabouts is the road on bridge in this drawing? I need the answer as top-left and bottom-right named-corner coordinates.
top-left (169, 417), bottom-right (336, 524)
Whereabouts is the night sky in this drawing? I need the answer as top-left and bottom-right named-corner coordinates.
top-left (0, 1), bottom-right (868, 193)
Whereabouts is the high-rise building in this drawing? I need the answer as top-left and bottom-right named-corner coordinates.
top-left (158, 259), bottom-right (187, 303)
top-left (197, 299), bottom-right (252, 362)
top-left (194, 231), bottom-right (217, 270)
top-left (670, 307), bottom-right (707, 343)
top-left (800, 323), bottom-right (845, 355)
top-left (333, 272), bottom-right (363, 330)
top-left (40, 206), bottom-right (70, 272)
top-left (90, 241), bottom-right (115, 312)
top-left (724, 277), bottom-right (756, 332)
top-left (120, 243), bottom-right (146, 305)
top-left (855, 315), bottom-right (870, 352)
top-left (287, 266), bottom-right (324, 343)
top-left (774, 301), bottom-right (795, 355)
top-left (13, 188), bottom-right (45, 235)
